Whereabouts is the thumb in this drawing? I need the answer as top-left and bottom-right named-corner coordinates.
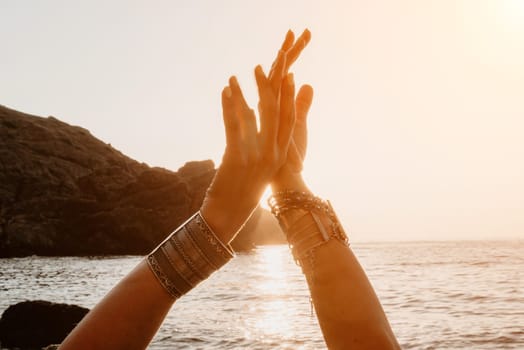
top-left (295, 84), bottom-right (314, 124)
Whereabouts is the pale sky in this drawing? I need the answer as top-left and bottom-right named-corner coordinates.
top-left (1, 0), bottom-right (523, 241)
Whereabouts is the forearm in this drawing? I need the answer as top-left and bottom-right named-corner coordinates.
top-left (271, 176), bottom-right (399, 349)
top-left (60, 210), bottom-right (235, 350)
top-left (59, 260), bottom-right (174, 350)
top-left (304, 239), bottom-right (399, 349)
top-left (60, 30), bottom-right (306, 349)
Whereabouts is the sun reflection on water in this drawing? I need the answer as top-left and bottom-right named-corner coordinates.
top-left (250, 245), bottom-right (298, 340)
top-left (257, 245), bottom-right (289, 293)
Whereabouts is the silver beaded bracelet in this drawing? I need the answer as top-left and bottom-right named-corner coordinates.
top-left (268, 190), bottom-right (349, 264)
top-left (147, 211), bottom-right (235, 299)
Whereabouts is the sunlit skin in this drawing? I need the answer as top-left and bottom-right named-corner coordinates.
top-left (265, 33), bottom-right (400, 350)
top-left (59, 31), bottom-right (307, 350)
top-left (59, 30), bottom-right (400, 349)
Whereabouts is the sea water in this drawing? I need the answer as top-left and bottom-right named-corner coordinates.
top-left (1, 241), bottom-right (523, 349)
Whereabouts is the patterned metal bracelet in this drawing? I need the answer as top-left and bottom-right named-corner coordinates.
top-left (269, 191), bottom-right (350, 316)
top-left (147, 211), bottom-right (235, 299)
top-left (268, 190), bottom-right (349, 248)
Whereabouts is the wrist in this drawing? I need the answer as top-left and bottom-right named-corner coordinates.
top-left (147, 211), bottom-right (234, 299)
top-left (271, 171), bottom-right (310, 193)
top-left (199, 197), bottom-right (256, 245)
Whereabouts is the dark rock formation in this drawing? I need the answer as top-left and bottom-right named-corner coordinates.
top-left (0, 104), bottom-right (284, 257)
top-left (0, 105), bottom-right (214, 256)
top-left (0, 300), bottom-right (89, 349)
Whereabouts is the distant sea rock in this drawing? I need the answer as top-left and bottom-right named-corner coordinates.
top-left (0, 105), bottom-right (284, 257)
top-left (232, 208), bottom-right (286, 251)
top-left (0, 300), bottom-right (88, 349)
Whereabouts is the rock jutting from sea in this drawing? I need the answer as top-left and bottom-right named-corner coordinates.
top-left (0, 300), bottom-right (88, 349)
top-left (0, 104), bottom-right (284, 257)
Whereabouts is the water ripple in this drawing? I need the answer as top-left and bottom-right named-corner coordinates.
top-left (1, 241), bottom-right (523, 349)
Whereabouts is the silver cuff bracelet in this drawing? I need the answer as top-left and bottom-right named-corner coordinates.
top-left (147, 211), bottom-right (234, 299)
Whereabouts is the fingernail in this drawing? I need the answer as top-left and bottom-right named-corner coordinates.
top-left (224, 87), bottom-right (232, 98)
top-left (229, 76), bottom-right (237, 86)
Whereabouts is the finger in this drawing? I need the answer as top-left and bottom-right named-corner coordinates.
top-left (295, 84), bottom-right (314, 125)
top-left (280, 29), bottom-right (295, 52)
top-left (269, 30), bottom-right (295, 79)
top-left (278, 73), bottom-right (296, 153)
top-left (284, 29), bottom-right (311, 72)
top-left (255, 65), bottom-right (278, 148)
top-left (269, 29), bottom-right (311, 95)
top-left (221, 86), bottom-right (241, 149)
top-left (269, 50), bottom-right (286, 94)
top-left (242, 108), bottom-right (258, 156)
top-left (289, 85), bottom-right (313, 171)
top-left (229, 76), bottom-right (250, 112)
top-left (229, 76), bottom-right (258, 142)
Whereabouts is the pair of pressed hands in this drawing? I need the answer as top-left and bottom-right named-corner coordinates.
top-left (202, 33), bottom-right (401, 350)
top-left (201, 29), bottom-right (314, 244)
top-left (60, 29), bottom-right (400, 350)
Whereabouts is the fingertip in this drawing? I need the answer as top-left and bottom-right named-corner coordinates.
top-left (229, 76), bottom-right (238, 87)
top-left (299, 84), bottom-right (314, 97)
top-left (284, 30), bottom-right (295, 47)
top-left (303, 28), bottom-right (311, 42)
top-left (254, 65), bottom-right (266, 80)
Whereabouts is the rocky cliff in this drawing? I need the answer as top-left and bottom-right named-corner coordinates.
top-left (0, 105), bottom-right (284, 257)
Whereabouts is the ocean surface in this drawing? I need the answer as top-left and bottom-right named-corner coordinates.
top-left (1, 241), bottom-right (523, 349)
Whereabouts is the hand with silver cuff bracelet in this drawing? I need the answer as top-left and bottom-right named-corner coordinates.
top-left (59, 30), bottom-right (309, 350)
top-left (59, 29), bottom-right (400, 350)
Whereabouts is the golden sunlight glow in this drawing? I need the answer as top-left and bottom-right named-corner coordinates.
top-left (259, 185), bottom-right (272, 209)
top-left (257, 245), bottom-right (288, 293)
top-left (254, 299), bottom-right (292, 335)
top-left (502, 0), bottom-right (524, 19)
top-left (462, 0), bottom-right (524, 70)
top-left (252, 246), bottom-right (294, 337)
top-left (498, 0), bottom-right (524, 34)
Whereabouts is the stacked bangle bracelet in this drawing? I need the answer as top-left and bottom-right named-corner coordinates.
top-left (268, 190), bottom-right (349, 265)
top-left (147, 211), bottom-right (234, 299)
